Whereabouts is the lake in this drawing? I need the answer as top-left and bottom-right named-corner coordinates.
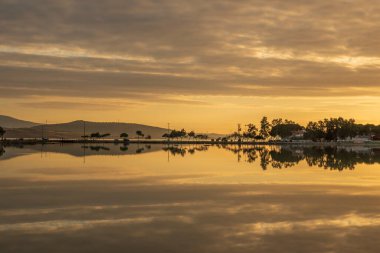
top-left (1, 144), bottom-right (380, 252)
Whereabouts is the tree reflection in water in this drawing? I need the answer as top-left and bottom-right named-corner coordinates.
top-left (224, 145), bottom-right (380, 171)
top-left (163, 145), bottom-right (209, 157)
top-left (1, 144), bottom-right (379, 171)
top-left (82, 146), bottom-right (111, 152)
top-left (163, 144), bottom-right (380, 171)
top-left (0, 146), bottom-right (4, 157)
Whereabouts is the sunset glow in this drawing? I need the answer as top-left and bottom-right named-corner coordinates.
top-left (1, 1), bottom-right (380, 131)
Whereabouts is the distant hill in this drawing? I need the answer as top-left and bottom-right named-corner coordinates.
top-left (4, 120), bottom-right (169, 139)
top-left (0, 115), bottom-right (40, 128)
top-left (1, 116), bottom-right (224, 139)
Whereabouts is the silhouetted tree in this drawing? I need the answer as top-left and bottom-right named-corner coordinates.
top-left (136, 130), bottom-right (144, 141)
top-left (162, 133), bottom-right (170, 140)
top-left (166, 129), bottom-right (188, 140)
top-left (323, 117), bottom-right (357, 141)
top-left (270, 122), bottom-right (303, 139)
top-left (270, 118), bottom-right (283, 137)
top-left (304, 121), bottom-right (325, 141)
top-left (90, 132), bottom-right (101, 140)
top-left (195, 134), bottom-right (208, 141)
top-left (304, 117), bottom-right (358, 142)
top-left (100, 133), bottom-right (111, 139)
top-left (188, 131), bottom-right (195, 140)
top-left (120, 133), bottom-right (129, 139)
top-left (259, 116), bottom-right (271, 139)
top-left (179, 129), bottom-right (187, 140)
top-left (89, 132), bottom-right (109, 140)
top-left (229, 132), bottom-right (241, 141)
top-left (244, 123), bottom-right (258, 140)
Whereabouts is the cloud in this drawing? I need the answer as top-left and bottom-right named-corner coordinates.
top-left (17, 101), bottom-right (139, 110)
top-left (1, 0), bottom-right (380, 102)
top-left (1, 0), bottom-right (380, 131)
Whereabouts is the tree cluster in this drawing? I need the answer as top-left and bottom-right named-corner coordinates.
top-left (89, 132), bottom-right (111, 139)
top-left (233, 116), bottom-right (380, 142)
top-left (227, 117), bottom-right (304, 141)
top-left (162, 129), bottom-right (208, 141)
top-left (304, 117), bottom-right (379, 141)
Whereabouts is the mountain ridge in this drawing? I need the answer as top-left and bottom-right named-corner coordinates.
top-left (0, 115), bottom-right (223, 139)
top-left (0, 115), bottom-right (40, 128)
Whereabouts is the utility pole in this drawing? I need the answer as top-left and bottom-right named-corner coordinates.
top-left (83, 144), bottom-right (86, 164)
top-left (83, 121), bottom-right (86, 141)
top-left (167, 123), bottom-right (170, 162)
top-left (83, 120), bottom-right (86, 163)
top-left (237, 123), bottom-right (242, 143)
top-left (167, 123), bottom-right (170, 142)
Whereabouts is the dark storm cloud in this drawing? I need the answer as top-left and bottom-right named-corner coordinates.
top-left (1, 0), bottom-right (380, 100)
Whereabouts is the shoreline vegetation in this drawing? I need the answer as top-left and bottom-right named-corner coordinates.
top-left (2, 143), bottom-right (379, 171)
top-left (1, 139), bottom-right (380, 148)
top-left (1, 116), bottom-right (380, 146)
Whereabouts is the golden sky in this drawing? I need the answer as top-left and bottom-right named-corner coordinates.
top-left (1, 0), bottom-right (380, 133)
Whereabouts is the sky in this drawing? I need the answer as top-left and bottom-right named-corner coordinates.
top-left (1, 0), bottom-right (380, 133)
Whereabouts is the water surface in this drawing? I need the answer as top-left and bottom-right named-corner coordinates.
top-left (1, 144), bottom-right (380, 253)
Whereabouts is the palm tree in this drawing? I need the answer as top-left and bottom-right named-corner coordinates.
top-left (179, 129), bottom-right (187, 141)
top-left (188, 131), bottom-right (195, 140)
top-left (136, 130), bottom-right (144, 141)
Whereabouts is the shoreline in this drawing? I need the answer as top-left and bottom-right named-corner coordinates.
top-left (1, 138), bottom-right (380, 147)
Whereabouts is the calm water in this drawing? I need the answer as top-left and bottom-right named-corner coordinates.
top-left (1, 144), bottom-right (380, 253)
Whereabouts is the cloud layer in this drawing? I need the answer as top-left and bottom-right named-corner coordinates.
top-left (1, 0), bottom-right (380, 127)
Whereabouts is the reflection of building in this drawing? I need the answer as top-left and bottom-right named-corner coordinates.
top-left (351, 135), bottom-right (371, 143)
top-left (269, 135), bottom-right (282, 141)
top-left (290, 130), bottom-right (306, 139)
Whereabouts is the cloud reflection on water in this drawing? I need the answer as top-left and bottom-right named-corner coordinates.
top-left (1, 144), bottom-right (380, 252)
